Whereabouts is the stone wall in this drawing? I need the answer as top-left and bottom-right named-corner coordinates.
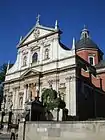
top-left (18, 121), bottom-right (105, 140)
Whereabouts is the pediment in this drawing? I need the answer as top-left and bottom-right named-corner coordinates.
top-left (20, 69), bottom-right (40, 79)
top-left (17, 24), bottom-right (57, 47)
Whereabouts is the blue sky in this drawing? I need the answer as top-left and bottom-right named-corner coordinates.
top-left (0, 0), bottom-right (105, 65)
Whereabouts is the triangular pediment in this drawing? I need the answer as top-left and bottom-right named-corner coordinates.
top-left (20, 69), bottom-right (40, 79)
top-left (17, 24), bottom-right (57, 47)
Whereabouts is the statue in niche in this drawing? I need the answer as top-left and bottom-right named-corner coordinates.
top-left (1, 95), bottom-right (6, 111)
top-left (48, 80), bottom-right (53, 88)
top-left (8, 99), bottom-right (13, 112)
top-left (28, 90), bottom-right (32, 102)
top-left (32, 83), bottom-right (37, 99)
top-left (34, 89), bottom-right (39, 101)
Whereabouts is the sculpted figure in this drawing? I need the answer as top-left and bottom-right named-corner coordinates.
top-left (8, 100), bottom-right (13, 111)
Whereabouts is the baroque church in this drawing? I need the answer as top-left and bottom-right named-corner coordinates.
top-left (2, 16), bottom-right (105, 122)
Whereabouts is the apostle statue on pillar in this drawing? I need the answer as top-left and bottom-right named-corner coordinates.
top-left (28, 91), bottom-right (32, 102)
top-left (8, 100), bottom-right (13, 112)
top-left (1, 95), bottom-right (6, 111)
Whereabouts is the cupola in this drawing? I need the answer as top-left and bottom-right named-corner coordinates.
top-left (76, 26), bottom-right (103, 65)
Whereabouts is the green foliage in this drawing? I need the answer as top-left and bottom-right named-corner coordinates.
top-left (55, 97), bottom-right (66, 109)
top-left (0, 64), bottom-right (7, 84)
top-left (41, 88), bottom-right (57, 110)
top-left (0, 63), bottom-right (13, 103)
top-left (41, 88), bottom-right (66, 111)
top-left (0, 63), bottom-right (13, 84)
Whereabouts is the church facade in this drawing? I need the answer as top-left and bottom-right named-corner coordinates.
top-left (2, 17), bottom-right (105, 121)
top-left (3, 18), bottom-right (77, 122)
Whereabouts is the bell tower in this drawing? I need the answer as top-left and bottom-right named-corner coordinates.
top-left (76, 26), bottom-right (103, 65)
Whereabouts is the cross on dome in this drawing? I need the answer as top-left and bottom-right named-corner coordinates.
top-left (80, 25), bottom-right (90, 39)
top-left (36, 14), bottom-right (40, 25)
top-left (83, 24), bottom-right (87, 30)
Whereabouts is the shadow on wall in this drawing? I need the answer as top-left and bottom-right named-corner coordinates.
top-left (76, 78), bottom-right (105, 121)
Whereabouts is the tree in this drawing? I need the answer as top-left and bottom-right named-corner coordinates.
top-left (0, 63), bottom-right (13, 84)
top-left (41, 88), bottom-right (57, 110)
top-left (0, 64), bottom-right (8, 84)
top-left (0, 63), bottom-right (13, 110)
top-left (41, 88), bottom-right (66, 121)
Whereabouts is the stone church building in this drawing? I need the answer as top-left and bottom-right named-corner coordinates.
top-left (2, 17), bottom-right (105, 121)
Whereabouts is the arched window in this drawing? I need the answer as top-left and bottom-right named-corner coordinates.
top-left (19, 97), bottom-right (23, 107)
top-left (44, 48), bottom-right (49, 59)
top-left (32, 52), bottom-right (38, 63)
top-left (23, 55), bottom-right (27, 66)
top-left (88, 56), bottom-right (95, 65)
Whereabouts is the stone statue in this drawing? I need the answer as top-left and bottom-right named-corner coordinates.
top-left (28, 90), bottom-right (32, 102)
top-left (36, 14), bottom-right (40, 25)
top-left (29, 91), bottom-right (32, 101)
top-left (1, 95), bottom-right (6, 111)
top-left (8, 100), bottom-right (13, 111)
top-left (1, 102), bottom-right (5, 111)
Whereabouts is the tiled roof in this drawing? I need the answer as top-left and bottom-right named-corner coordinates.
top-left (76, 38), bottom-right (99, 50)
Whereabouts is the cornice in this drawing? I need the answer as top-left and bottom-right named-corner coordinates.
top-left (76, 47), bottom-right (98, 52)
top-left (4, 64), bottom-right (76, 84)
top-left (6, 55), bottom-right (75, 77)
top-left (17, 31), bottom-right (60, 49)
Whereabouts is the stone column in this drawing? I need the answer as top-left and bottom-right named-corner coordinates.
top-left (13, 88), bottom-right (17, 109)
top-left (28, 49), bottom-right (31, 67)
top-left (38, 74), bottom-right (41, 97)
top-left (70, 76), bottom-right (76, 116)
top-left (65, 74), bottom-right (77, 116)
top-left (55, 75), bottom-right (59, 92)
top-left (4, 89), bottom-right (9, 111)
top-left (35, 82), bottom-right (39, 97)
top-left (12, 88), bottom-right (16, 109)
top-left (27, 84), bottom-right (32, 102)
top-left (65, 77), bottom-right (71, 115)
top-left (31, 83), bottom-right (36, 100)
top-left (23, 84), bottom-right (28, 109)
top-left (18, 50), bottom-right (22, 70)
top-left (15, 87), bottom-right (20, 110)
top-left (18, 121), bottom-right (25, 140)
top-left (40, 43), bottom-right (43, 64)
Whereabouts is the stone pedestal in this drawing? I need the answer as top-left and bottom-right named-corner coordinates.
top-left (50, 108), bottom-right (63, 121)
top-left (0, 111), bottom-right (2, 122)
top-left (23, 98), bottom-right (46, 121)
top-left (3, 112), bottom-right (9, 123)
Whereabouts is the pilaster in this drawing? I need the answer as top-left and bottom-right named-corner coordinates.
top-left (18, 50), bottom-right (22, 70)
top-left (15, 87), bottom-right (20, 110)
top-left (65, 75), bottom-right (76, 116)
top-left (65, 77), bottom-right (71, 115)
top-left (23, 84), bottom-right (28, 109)
top-left (27, 48), bottom-right (31, 67)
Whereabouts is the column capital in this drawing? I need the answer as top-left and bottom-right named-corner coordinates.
top-left (4, 89), bottom-right (9, 93)
top-left (65, 76), bottom-right (76, 82)
top-left (24, 84), bottom-right (28, 88)
top-left (65, 76), bottom-right (72, 81)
